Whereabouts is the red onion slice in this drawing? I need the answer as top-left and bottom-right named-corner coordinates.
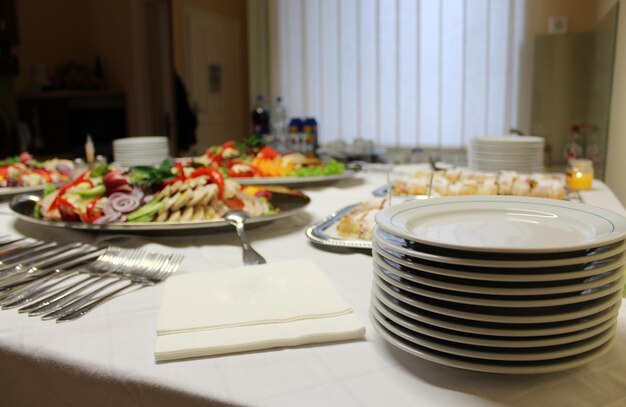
top-left (108, 192), bottom-right (141, 213)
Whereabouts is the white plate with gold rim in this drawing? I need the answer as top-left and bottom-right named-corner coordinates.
top-left (375, 196), bottom-right (626, 254)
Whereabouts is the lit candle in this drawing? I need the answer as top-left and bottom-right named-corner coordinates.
top-left (566, 159), bottom-right (593, 190)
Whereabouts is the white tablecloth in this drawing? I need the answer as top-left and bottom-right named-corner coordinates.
top-left (1, 171), bottom-right (625, 407)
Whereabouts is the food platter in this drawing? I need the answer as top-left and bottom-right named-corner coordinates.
top-left (372, 182), bottom-right (583, 202)
top-left (305, 204), bottom-right (372, 250)
top-left (9, 189), bottom-right (310, 232)
top-left (233, 170), bottom-right (357, 186)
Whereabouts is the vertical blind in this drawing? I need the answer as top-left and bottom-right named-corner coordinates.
top-left (268, 0), bottom-right (532, 148)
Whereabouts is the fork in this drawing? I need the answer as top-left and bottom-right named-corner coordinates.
top-left (21, 247), bottom-right (135, 316)
top-left (53, 252), bottom-right (183, 322)
top-left (29, 249), bottom-right (174, 318)
top-left (0, 248), bottom-right (106, 308)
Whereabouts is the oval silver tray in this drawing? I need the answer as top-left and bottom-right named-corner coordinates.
top-left (10, 187), bottom-right (310, 232)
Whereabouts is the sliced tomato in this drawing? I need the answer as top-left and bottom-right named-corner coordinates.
top-left (254, 190), bottom-right (273, 199)
top-left (256, 146), bottom-right (279, 160)
top-left (225, 197), bottom-right (244, 210)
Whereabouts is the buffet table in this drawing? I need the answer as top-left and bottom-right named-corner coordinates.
top-left (1, 170), bottom-right (625, 407)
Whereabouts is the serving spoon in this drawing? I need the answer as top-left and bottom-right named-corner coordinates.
top-left (224, 211), bottom-right (267, 265)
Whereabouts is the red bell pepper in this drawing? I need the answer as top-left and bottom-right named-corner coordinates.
top-left (57, 197), bottom-right (80, 222)
top-left (255, 190), bottom-right (273, 199)
top-left (82, 197), bottom-right (103, 223)
top-left (190, 167), bottom-right (224, 198)
top-left (50, 171), bottom-right (92, 211)
top-left (161, 163), bottom-right (187, 187)
top-left (256, 146), bottom-right (279, 160)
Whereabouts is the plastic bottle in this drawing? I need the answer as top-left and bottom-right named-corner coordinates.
top-left (302, 117), bottom-right (318, 156)
top-left (270, 97), bottom-right (288, 152)
top-left (288, 118), bottom-right (303, 153)
top-left (251, 95), bottom-right (269, 137)
top-left (270, 97), bottom-right (288, 135)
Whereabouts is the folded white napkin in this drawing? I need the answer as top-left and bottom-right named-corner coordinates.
top-left (154, 259), bottom-right (365, 362)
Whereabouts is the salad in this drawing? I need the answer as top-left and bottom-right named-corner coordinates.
top-left (192, 139), bottom-right (345, 178)
top-left (36, 160), bottom-right (278, 224)
top-left (0, 152), bottom-right (74, 188)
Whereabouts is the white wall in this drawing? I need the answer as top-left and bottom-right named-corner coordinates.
top-left (605, 0), bottom-right (626, 204)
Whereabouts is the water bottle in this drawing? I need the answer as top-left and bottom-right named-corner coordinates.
top-left (251, 95), bottom-right (269, 137)
top-left (270, 97), bottom-right (288, 152)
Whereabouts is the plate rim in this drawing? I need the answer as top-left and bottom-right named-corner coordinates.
top-left (369, 310), bottom-right (617, 374)
top-left (372, 242), bottom-right (626, 283)
top-left (373, 227), bottom-right (626, 269)
top-left (372, 261), bottom-right (625, 309)
top-left (371, 295), bottom-right (618, 349)
top-left (370, 305), bottom-right (616, 362)
top-left (373, 275), bottom-right (624, 324)
top-left (372, 285), bottom-right (622, 338)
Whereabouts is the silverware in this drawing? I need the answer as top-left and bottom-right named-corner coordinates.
top-left (224, 211), bottom-right (267, 265)
top-left (0, 243), bottom-right (90, 287)
top-left (38, 249), bottom-right (162, 319)
top-left (56, 253), bottom-right (183, 322)
top-left (0, 248), bottom-right (105, 308)
top-left (21, 247), bottom-right (133, 316)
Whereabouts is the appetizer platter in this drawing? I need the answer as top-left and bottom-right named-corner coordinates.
top-left (308, 169), bottom-right (582, 251)
top-left (9, 160), bottom-right (310, 231)
top-left (0, 152), bottom-right (75, 197)
top-left (190, 139), bottom-right (354, 185)
top-left (373, 169), bottom-right (570, 200)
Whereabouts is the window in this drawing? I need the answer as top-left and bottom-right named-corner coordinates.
top-left (268, 0), bottom-right (532, 148)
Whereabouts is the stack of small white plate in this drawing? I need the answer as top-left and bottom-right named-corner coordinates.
top-left (113, 137), bottom-right (170, 167)
top-left (370, 196), bottom-right (626, 374)
top-left (468, 135), bottom-right (544, 173)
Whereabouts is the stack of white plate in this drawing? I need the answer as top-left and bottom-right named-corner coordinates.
top-left (370, 196), bottom-right (626, 374)
top-left (113, 137), bottom-right (170, 167)
top-left (468, 136), bottom-right (544, 173)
